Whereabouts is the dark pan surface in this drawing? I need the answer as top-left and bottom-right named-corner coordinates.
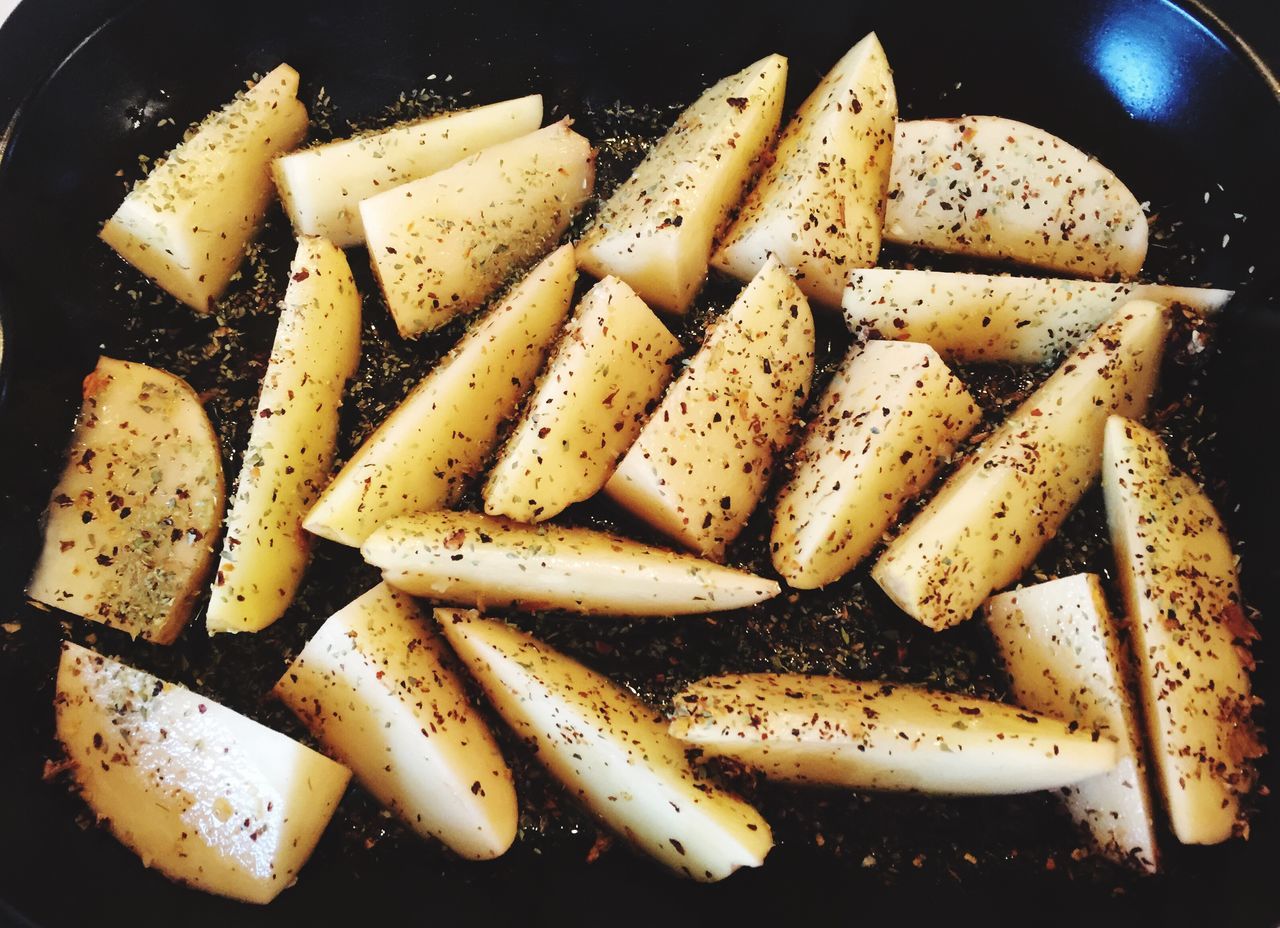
top-left (1, 1), bottom-right (1278, 925)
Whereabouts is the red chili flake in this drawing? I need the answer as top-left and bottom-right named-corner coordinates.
top-left (726, 97), bottom-right (748, 111)
top-left (291, 268), bottom-right (311, 282)
top-left (443, 529), bottom-right (467, 550)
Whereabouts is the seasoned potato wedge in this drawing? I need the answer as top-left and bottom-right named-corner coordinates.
top-left (437, 611), bottom-right (773, 881)
top-left (273, 95), bottom-right (542, 246)
top-left (669, 674), bottom-right (1119, 794)
top-left (101, 65), bottom-right (307, 311)
top-left (362, 120), bottom-right (593, 337)
top-left (771, 341), bottom-right (980, 589)
top-left (363, 511), bottom-right (779, 615)
top-left (872, 300), bottom-right (1168, 630)
top-left (713, 33), bottom-right (897, 307)
top-left (605, 258), bottom-right (814, 559)
top-left (483, 276), bottom-right (681, 522)
top-left (884, 116), bottom-right (1147, 279)
top-left (577, 54), bottom-right (787, 314)
top-left (28, 357), bottom-right (224, 644)
top-left (304, 245), bottom-right (575, 547)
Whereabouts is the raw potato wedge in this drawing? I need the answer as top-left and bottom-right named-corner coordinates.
top-left (304, 245), bottom-right (576, 547)
top-left (771, 341), bottom-right (980, 589)
top-left (577, 54), bottom-right (787, 314)
top-left (275, 584), bottom-right (517, 858)
top-left (273, 95), bottom-right (542, 246)
top-left (1102, 416), bottom-right (1259, 844)
top-left (669, 674), bottom-right (1120, 794)
top-left (55, 642), bottom-right (350, 904)
top-left (101, 65), bottom-right (308, 312)
top-left (986, 574), bottom-right (1158, 871)
top-left (437, 611), bottom-right (773, 881)
top-left (363, 510), bottom-right (780, 616)
top-left (884, 116), bottom-right (1147, 279)
top-left (207, 237), bottom-right (361, 634)
top-left (604, 258), bottom-right (815, 559)
top-left (483, 276), bottom-right (682, 522)
top-left (28, 358), bottom-right (224, 644)
top-left (713, 33), bottom-right (897, 307)
top-left (872, 300), bottom-right (1169, 630)
top-left (844, 268), bottom-right (1233, 363)
top-left (362, 120), bottom-right (593, 337)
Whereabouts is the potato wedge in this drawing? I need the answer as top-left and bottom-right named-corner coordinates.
top-left (872, 300), bottom-right (1168, 630)
top-left (577, 54), bottom-right (787, 314)
top-left (604, 257), bottom-right (814, 559)
top-left (712, 33), bottom-right (896, 307)
top-left (275, 584), bottom-right (517, 858)
top-left (28, 358), bottom-right (224, 644)
top-left (207, 237), bottom-right (361, 634)
top-left (884, 116), bottom-right (1147, 279)
top-left (362, 120), bottom-right (593, 337)
top-left (986, 574), bottom-right (1158, 871)
top-left (304, 245), bottom-right (575, 547)
top-left (100, 65), bottom-right (308, 312)
top-left (669, 674), bottom-right (1119, 794)
top-left (772, 341), bottom-right (980, 589)
top-left (437, 611), bottom-right (773, 880)
top-left (273, 95), bottom-right (542, 246)
top-left (56, 642), bottom-right (350, 904)
top-left (1102, 416), bottom-right (1258, 844)
top-left (483, 276), bottom-right (681, 522)
top-left (844, 268), bottom-right (1233, 363)
top-left (363, 510), bottom-right (779, 616)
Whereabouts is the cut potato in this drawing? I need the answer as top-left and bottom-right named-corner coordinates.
top-left (304, 245), bottom-right (576, 547)
top-left (986, 574), bottom-right (1158, 871)
top-left (55, 642), bottom-right (350, 904)
top-left (363, 510), bottom-right (779, 615)
top-left (577, 54), bottom-right (787, 314)
top-left (437, 611), bottom-right (773, 880)
top-left (669, 674), bottom-right (1119, 794)
top-left (274, 584), bottom-right (516, 858)
top-left (884, 116), bottom-right (1147, 279)
top-left (1102, 416), bottom-right (1259, 844)
top-left (872, 300), bottom-right (1168, 630)
top-left (712, 33), bottom-right (897, 307)
top-left (207, 237), bottom-right (361, 635)
top-left (483, 276), bottom-right (682, 522)
top-left (101, 65), bottom-right (308, 312)
top-left (361, 120), bottom-right (593, 337)
top-left (844, 268), bottom-right (1233, 363)
top-left (273, 95), bottom-right (542, 247)
top-left (604, 257), bottom-right (814, 559)
top-left (771, 341), bottom-right (980, 589)
top-left (28, 358), bottom-right (224, 644)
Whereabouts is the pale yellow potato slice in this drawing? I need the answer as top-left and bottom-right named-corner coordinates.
top-left (771, 341), bottom-right (980, 589)
top-left (274, 584), bottom-right (516, 858)
top-left (27, 358), bottom-right (224, 644)
top-left (361, 120), bottom-right (593, 337)
top-left (604, 257), bottom-right (814, 559)
top-left (844, 268), bottom-right (1233, 363)
top-left (713, 33), bottom-right (896, 307)
top-left (872, 300), bottom-right (1168, 630)
top-left (577, 54), bottom-right (787, 314)
top-left (483, 276), bottom-right (681, 522)
top-left (101, 65), bottom-right (308, 312)
top-left (273, 95), bottom-right (542, 246)
top-left (884, 116), bottom-right (1147, 279)
top-left (986, 574), bottom-right (1158, 871)
top-left (437, 611), bottom-right (773, 881)
top-left (669, 673), bottom-right (1119, 794)
top-left (1102, 416), bottom-right (1259, 845)
top-left (207, 237), bottom-right (361, 635)
top-left (304, 245), bottom-right (575, 547)
top-left (55, 642), bottom-right (350, 904)
top-left (363, 510), bottom-right (779, 616)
